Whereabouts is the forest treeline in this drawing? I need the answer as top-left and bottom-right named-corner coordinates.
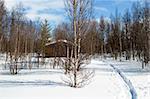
top-left (53, 0), bottom-right (150, 64)
top-left (0, 0), bottom-right (149, 74)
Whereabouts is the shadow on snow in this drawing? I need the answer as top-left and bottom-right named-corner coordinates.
top-left (0, 80), bottom-right (66, 87)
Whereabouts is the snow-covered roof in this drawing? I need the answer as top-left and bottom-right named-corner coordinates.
top-left (46, 39), bottom-right (74, 46)
top-left (47, 38), bottom-right (52, 41)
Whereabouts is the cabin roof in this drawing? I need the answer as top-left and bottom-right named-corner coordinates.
top-left (46, 39), bottom-right (74, 46)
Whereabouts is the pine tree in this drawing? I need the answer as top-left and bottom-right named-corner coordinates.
top-left (40, 19), bottom-right (51, 58)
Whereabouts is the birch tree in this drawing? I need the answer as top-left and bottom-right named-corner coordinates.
top-left (64, 0), bottom-right (94, 88)
top-left (9, 3), bottom-right (27, 74)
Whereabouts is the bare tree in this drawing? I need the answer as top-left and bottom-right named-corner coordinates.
top-left (108, 10), bottom-right (122, 60)
top-left (99, 16), bottom-right (106, 58)
top-left (0, 0), bottom-right (6, 52)
top-left (64, 0), bottom-right (94, 88)
top-left (8, 3), bottom-right (25, 74)
top-left (131, 1), bottom-right (143, 60)
top-left (141, 0), bottom-right (150, 67)
top-left (82, 20), bottom-right (100, 55)
top-left (8, 3), bottom-right (38, 74)
top-left (122, 9), bottom-right (132, 60)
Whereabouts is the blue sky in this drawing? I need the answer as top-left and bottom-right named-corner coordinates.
top-left (94, 0), bottom-right (135, 19)
top-left (4, 0), bottom-right (137, 26)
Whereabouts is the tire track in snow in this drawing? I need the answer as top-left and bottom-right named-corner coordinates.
top-left (103, 61), bottom-right (137, 99)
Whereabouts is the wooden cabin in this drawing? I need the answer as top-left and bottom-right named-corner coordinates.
top-left (45, 40), bottom-right (74, 58)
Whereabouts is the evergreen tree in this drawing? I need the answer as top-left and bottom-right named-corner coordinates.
top-left (40, 19), bottom-right (51, 57)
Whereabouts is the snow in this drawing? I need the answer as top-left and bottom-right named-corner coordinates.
top-left (109, 63), bottom-right (137, 99)
top-left (0, 54), bottom-right (149, 99)
top-left (0, 57), bottom-right (131, 99)
top-left (105, 58), bottom-right (150, 99)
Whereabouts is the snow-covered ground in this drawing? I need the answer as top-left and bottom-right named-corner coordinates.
top-left (105, 58), bottom-right (150, 99)
top-left (0, 58), bottom-right (131, 99)
top-left (0, 55), bottom-right (149, 99)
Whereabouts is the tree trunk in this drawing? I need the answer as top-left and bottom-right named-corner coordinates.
top-left (73, 0), bottom-right (77, 88)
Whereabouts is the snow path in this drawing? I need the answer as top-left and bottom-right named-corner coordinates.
top-left (102, 60), bottom-right (137, 99)
top-left (104, 58), bottom-right (150, 99)
top-left (109, 63), bottom-right (137, 99)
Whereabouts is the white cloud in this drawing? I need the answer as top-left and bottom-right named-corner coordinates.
top-left (94, 7), bottom-right (108, 12)
top-left (26, 12), bottom-right (63, 24)
top-left (4, 0), bottom-right (64, 10)
top-left (4, 0), bottom-right (65, 25)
